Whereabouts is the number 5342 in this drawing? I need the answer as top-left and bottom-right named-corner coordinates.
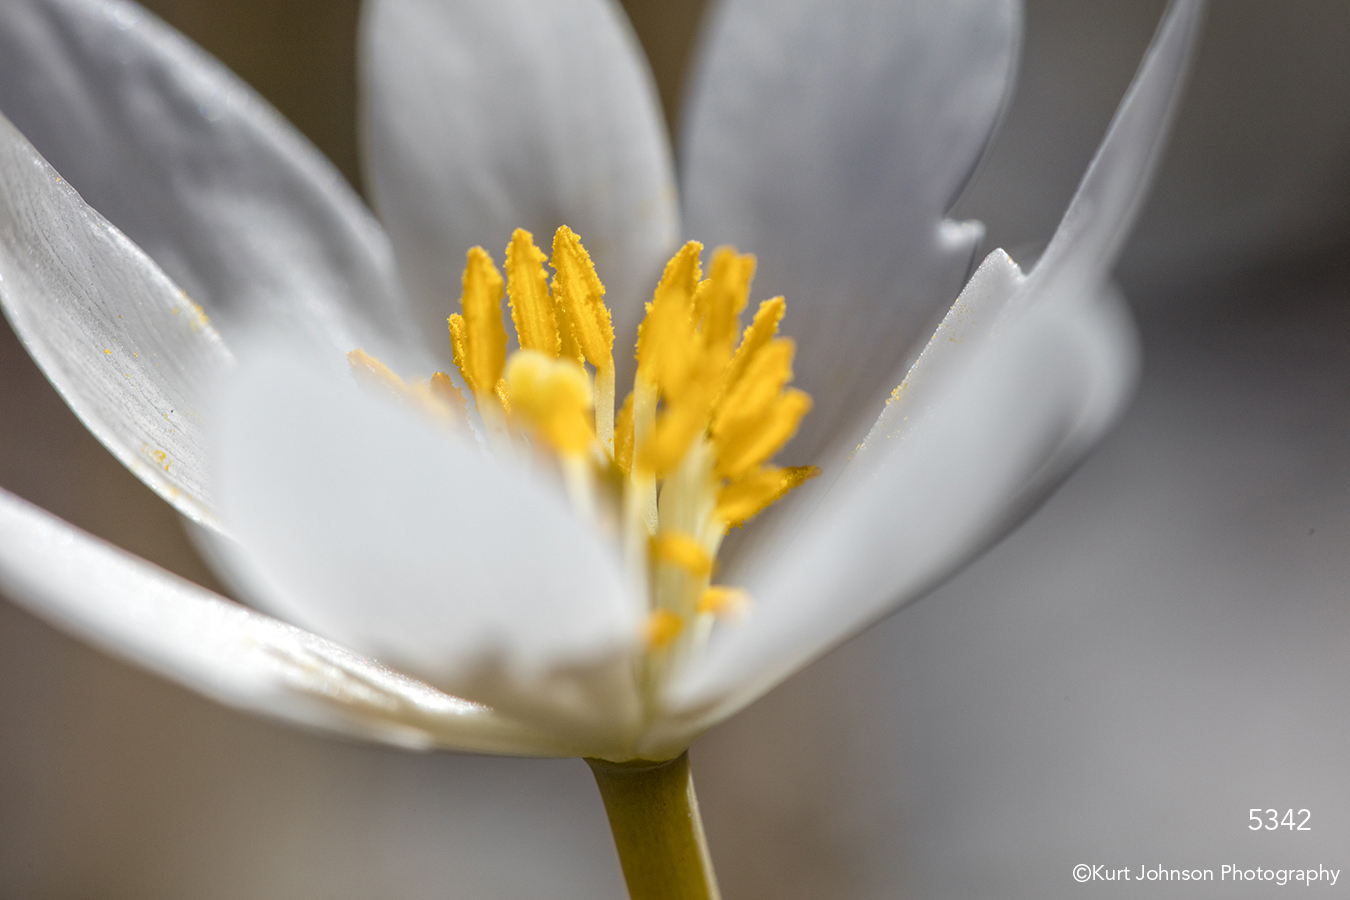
top-left (1250, 809), bottom-right (1311, 831)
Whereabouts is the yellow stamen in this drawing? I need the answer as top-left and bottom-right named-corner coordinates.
top-left (697, 586), bottom-right (752, 619)
top-left (614, 391), bottom-right (636, 475)
top-left (625, 381), bottom-right (661, 569)
top-left (504, 351), bottom-right (594, 455)
top-left (448, 312), bottom-right (469, 380)
top-left (712, 338), bottom-right (796, 436)
top-left (594, 366), bottom-right (616, 453)
top-left (553, 279), bottom-right (586, 366)
top-left (428, 371), bottom-right (470, 420)
top-left (714, 389), bottom-right (813, 480)
top-left (348, 349), bottom-right (466, 425)
top-left (347, 348), bottom-right (406, 395)
top-left (636, 373), bottom-right (719, 476)
top-left (644, 609), bottom-right (685, 650)
top-left (550, 227), bottom-right (614, 367)
top-left (691, 277), bottom-right (713, 325)
top-left (506, 228), bottom-right (560, 356)
top-left (716, 465), bottom-right (820, 528)
top-left (449, 247), bottom-right (507, 400)
top-left (651, 532), bottom-right (713, 577)
top-left (636, 241), bottom-right (702, 397)
top-left (718, 296), bottom-right (785, 411)
top-left (632, 243), bottom-right (749, 476)
top-left (699, 248), bottom-right (755, 357)
top-left (551, 227), bottom-right (616, 449)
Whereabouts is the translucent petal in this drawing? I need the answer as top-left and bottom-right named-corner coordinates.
top-left (0, 109), bottom-right (229, 525)
top-left (361, 0), bottom-right (678, 362)
top-left (1025, 0), bottom-right (1206, 303)
top-left (212, 343), bottom-right (643, 753)
top-left (0, 0), bottom-right (424, 366)
top-left (661, 289), bottom-right (1138, 738)
top-left (680, 0), bottom-right (1020, 461)
top-left (0, 488), bottom-right (567, 756)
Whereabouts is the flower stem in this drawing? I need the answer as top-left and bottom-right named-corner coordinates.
top-left (586, 752), bottom-right (721, 900)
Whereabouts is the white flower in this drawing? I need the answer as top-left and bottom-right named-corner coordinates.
top-left (0, 0), bottom-right (1201, 761)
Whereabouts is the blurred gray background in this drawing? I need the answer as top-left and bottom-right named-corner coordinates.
top-left (3, 1), bottom-right (1350, 897)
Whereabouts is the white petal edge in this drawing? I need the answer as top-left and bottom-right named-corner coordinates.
top-left (0, 108), bottom-right (230, 526)
top-left (0, 0), bottom-right (426, 368)
top-left (0, 487), bottom-right (573, 757)
top-left (1023, 0), bottom-right (1205, 302)
top-left (680, 0), bottom-right (1020, 462)
top-left (210, 342), bottom-right (644, 755)
top-left (361, 0), bottom-right (678, 363)
top-left (660, 286), bottom-right (1138, 740)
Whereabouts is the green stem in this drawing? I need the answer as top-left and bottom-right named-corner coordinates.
top-left (586, 752), bottom-right (721, 900)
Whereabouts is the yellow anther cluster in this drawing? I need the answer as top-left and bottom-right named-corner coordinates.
top-left (626, 241), bottom-right (818, 520)
top-left (349, 226), bottom-right (819, 669)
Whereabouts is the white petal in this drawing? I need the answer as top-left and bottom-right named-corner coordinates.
top-left (680, 0), bottom-right (1020, 460)
top-left (1024, 0), bottom-right (1205, 300)
top-left (849, 0), bottom-right (1203, 479)
top-left (0, 0), bottom-right (424, 365)
top-left (862, 248), bottom-right (1027, 450)
top-left (662, 289), bottom-right (1138, 733)
top-left (212, 343), bottom-right (643, 753)
top-left (360, 0), bottom-right (679, 359)
top-left (669, 0), bottom-right (1206, 728)
top-left (0, 488), bottom-right (565, 756)
top-left (0, 109), bottom-right (229, 525)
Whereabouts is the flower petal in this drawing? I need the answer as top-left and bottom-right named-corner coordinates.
top-left (211, 343), bottom-right (643, 753)
top-left (862, 248), bottom-right (1027, 452)
top-left (665, 0), bottom-right (1204, 732)
top-left (0, 0), bottom-right (423, 364)
top-left (661, 288), bottom-right (1137, 737)
top-left (0, 109), bottom-right (229, 525)
top-left (1024, 0), bottom-right (1205, 302)
top-left (0, 488), bottom-right (565, 756)
top-left (360, 0), bottom-right (679, 359)
top-left (850, 0), bottom-right (1204, 478)
top-left (680, 0), bottom-right (1020, 461)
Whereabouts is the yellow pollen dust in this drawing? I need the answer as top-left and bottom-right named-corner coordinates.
top-left (348, 226), bottom-right (820, 667)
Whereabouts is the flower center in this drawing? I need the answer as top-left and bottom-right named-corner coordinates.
top-left (349, 226), bottom-right (817, 681)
